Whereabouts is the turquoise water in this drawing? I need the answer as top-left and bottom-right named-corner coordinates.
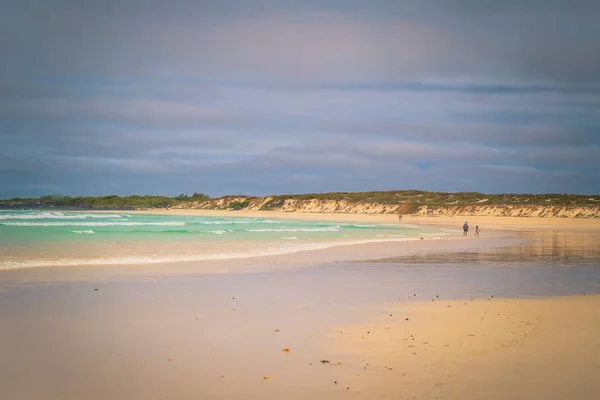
top-left (0, 210), bottom-right (448, 269)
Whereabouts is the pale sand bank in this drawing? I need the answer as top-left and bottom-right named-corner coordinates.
top-left (124, 208), bottom-right (600, 232)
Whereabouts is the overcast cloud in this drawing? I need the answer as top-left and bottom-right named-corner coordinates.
top-left (1, 0), bottom-right (599, 197)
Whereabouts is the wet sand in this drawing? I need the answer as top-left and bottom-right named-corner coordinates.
top-left (1, 220), bottom-right (599, 399)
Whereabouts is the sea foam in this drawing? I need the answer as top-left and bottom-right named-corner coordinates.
top-left (0, 212), bottom-right (125, 220)
top-left (245, 226), bottom-right (340, 232)
top-left (2, 221), bottom-right (185, 227)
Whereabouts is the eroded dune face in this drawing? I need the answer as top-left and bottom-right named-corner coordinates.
top-left (174, 195), bottom-right (600, 218)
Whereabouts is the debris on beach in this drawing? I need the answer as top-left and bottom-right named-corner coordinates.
top-left (320, 360), bottom-right (330, 364)
top-left (282, 348), bottom-right (291, 353)
top-left (263, 376), bottom-right (273, 380)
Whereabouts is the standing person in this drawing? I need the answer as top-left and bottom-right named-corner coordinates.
top-left (475, 225), bottom-right (480, 237)
top-left (463, 221), bottom-right (469, 236)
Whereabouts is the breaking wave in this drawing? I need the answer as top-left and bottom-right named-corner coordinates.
top-left (245, 226), bottom-right (341, 233)
top-left (191, 219), bottom-right (281, 225)
top-left (2, 221), bottom-right (186, 227)
top-left (0, 212), bottom-right (125, 220)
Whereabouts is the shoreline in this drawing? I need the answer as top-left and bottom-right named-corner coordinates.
top-left (3, 209), bottom-right (597, 280)
top-left (1, 208), bottom-right (517, 274)
top-left (0, 234), bottom-right (519, 282)
top-left (1, 211), bottom-right (599, 398)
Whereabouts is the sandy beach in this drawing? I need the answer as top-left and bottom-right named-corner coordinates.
top-left (3, 0), bottom-right (599, 397)
top-left (1, 210), bottom-right (599, 399)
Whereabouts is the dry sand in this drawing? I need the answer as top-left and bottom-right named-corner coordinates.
top-left (329, 295), bottom-right (600, 399)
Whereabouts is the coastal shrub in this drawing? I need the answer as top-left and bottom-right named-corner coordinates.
top-left (229, 200), bottom-right (250, 210)
top-left (191, 192), bottom-right (210, 200)
top-left (2, 191), bottom-right (599, 212)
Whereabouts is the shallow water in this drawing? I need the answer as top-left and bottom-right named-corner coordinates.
top-left (0, 210), bottom-right (446, 269)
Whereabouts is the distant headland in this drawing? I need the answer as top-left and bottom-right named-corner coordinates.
top-left (1, 191), bottom-right (598, 218)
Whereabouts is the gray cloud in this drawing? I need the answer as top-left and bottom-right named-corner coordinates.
top-left (2, 0), bottom-right (599, 83)
top-left (1, 0), bottom-right (599, 197)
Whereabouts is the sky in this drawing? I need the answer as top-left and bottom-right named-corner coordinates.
top-left (1, 0), bottom-right (599, 198)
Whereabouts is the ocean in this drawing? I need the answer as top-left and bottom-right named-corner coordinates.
top-left (0, 210), bottom-right (449, 269)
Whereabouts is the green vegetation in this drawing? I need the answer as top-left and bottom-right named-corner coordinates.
top-left (228, 200), bottom-right (250, 210)
top-left (0, 193), bottom-right (210, 210)
top-left (175, 192), bottom-right (211, 202)
top-left (1, 190), bottom-right (598, 211)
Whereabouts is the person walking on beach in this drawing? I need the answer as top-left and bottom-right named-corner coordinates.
top-left (463, 221), bottom-right (469, 236)
top-left (475, 225), bottom-right (480, 237)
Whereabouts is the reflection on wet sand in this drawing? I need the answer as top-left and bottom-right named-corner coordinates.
top-left (365, 231), bottom-right (600, 266)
